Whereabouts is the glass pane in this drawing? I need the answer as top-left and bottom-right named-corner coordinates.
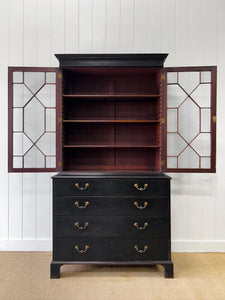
top-left (178, 72), bottom-right (200, 94)
top-left (24, 72), bottom-right (45, 93)
top-left (191, 84), bottom-right (211, 107)
top-left (13, 72), bottom-right (23, 83)
top-left (167, 133), bottom-right (187, 156)
top-left (178, 146), bottom-right (199, 168)
top-left (46, 156), bottom-right (56, 168)
top-left (167, 109), bottom-right (177, 132)
top-left (46, 109), bottom-right (56, 131)
top-left (201, 109), bottom-right (210, 132)
top-left (201, 157), bottom-right (211, 168)
top-left (24, 146), bottom-right (45, 168)
top-left (191, 133), bottom-right (211, 156)
top-left (13, 108), bottom-right (23, 131)
top-left (167, 72), bottom-right (177, 84)
top-left (201, 71), bottom-right (211, 83)
top-left (167, 157), bottom-right (177, 168)
top-left (36, 84), bottom-right (56, 107)
top-left (13, 133), bottom-right (32, 156)
top-left (178, 97), bottom-right (199, 142)
top-left (13, 157), bottom-right (23, 168)
top-left (36, 133), bottom-right (56, 156)
top-left (13, 84), bottom-right (33, 107)
top-left (167, 85), bottom-right (187, 108)
top-left (24, 97), bottom-right (45, 142)
top-left (46, 72), bottom-right (56, 83)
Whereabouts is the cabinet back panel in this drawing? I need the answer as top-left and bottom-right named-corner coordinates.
top-left (63, 148), bottom-right (114, 171)
top-left (63, 123), bottom-right (114, 145)
top-left (63, 100), bottom-right (160, 120)
top-left (115, 149), bottom-right (161, 171)
top-left (62, 148), bottom-right (161, 171)
top-left (116, 101), bottom-right (161, 120)
top-left (115, 124), bottom-right (161, 146)
top-left (63, 68), bottom-right (161, 95)
top-left (63, 101), bottom-right (114, 120)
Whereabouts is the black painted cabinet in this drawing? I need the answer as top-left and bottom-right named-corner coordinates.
top-left (51, 173), bottom-right (173, 278)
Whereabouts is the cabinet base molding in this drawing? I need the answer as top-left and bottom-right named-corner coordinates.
top-left (50, 260), bottom-right (174, 279)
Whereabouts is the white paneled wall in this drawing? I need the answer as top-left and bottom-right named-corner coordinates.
top-left (0, 0), bottom-right (225, 251)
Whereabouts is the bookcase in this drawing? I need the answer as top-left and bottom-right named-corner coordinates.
top-left (8, 54), bottom-right (217, 279)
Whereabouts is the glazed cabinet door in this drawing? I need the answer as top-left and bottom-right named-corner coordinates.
top-left (8, 67), bottom-right (61, 172)
top-left (163, 66), bottom-right (216, 173)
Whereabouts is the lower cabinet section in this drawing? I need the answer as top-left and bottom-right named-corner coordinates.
top-left (53, 238), bottom-right (169, 261)
top-left (51, 173), bottom-right (173, 279)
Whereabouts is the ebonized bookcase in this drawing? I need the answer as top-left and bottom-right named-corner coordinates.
top-left (8, 54), bottom-right (217, 279)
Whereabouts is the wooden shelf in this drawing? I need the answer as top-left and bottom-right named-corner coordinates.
top-left (63, 119), bottom-right (161, 123)
top-left (63, 145), bottom-right (161, 148)
top-left (63, 94), bottom-right (160, 98)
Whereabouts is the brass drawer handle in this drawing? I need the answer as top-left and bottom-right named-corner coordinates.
top-left (74, 201), bottom-right (90, 209)
top-left (134, 245), bottom-right (148, 253)
top-left (74, 222), bottom-right (90, 230)
top-left (134, 201), bottom-right (148, 210)
top-left (75, 245), bottom-right (89, 253)
top-left (134, 183), bottom-right (149, 191)
top-left (134, 222), bottom-right (149, 230)
top-left (75, 183), bottom-right (89, 191)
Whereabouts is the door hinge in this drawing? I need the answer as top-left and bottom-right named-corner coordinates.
top-left (58, 117), bottom-right (62, 124)
top-left (58, 73), bottom-right (62, 79)
top-left (161, 118), bottom-right (165, 124)
top-left (161, 74), bottom-right (165, 80)
top-left (212, 115), bottom-right (216, 123)
top-left (58, 161), bottom-right (62, 167)
top-left (161, 160), bottom-right (165, 166)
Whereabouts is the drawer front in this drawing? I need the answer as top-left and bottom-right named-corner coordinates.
top-left (53, 178), bottom-right (113, 196)
top-left (53, 238), bottom-right (169, 261)
top-left (53, 178), bottom-right (170, 197)
top-left (111, 178), bottom-right (170, 196)
top-left (54, 196), bottom-right (169, 217)
top-left (54, 216), bottom-right (169, 238)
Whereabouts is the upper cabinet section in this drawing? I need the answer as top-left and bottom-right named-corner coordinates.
top-left (164, 66), bottom-right (216, 173)
top-left (8, 54), bottom-right (217, 173)
top-left (8, 67), bottom-right (61, 172)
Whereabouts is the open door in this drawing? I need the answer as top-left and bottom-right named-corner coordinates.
top-left (163, 66), bottom-right (216, 173)
top-left (8, 67), bottom-right (61, 172)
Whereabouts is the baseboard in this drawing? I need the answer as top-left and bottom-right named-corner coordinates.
top-left (172, 240), bottom-right (225, 252)
top-left (0, 240), bottom-right (52, 251)
top-left (0, 240), bottom-right (225, 252)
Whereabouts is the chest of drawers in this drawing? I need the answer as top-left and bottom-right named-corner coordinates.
top-left (50, 173), bottom-right (173, 278)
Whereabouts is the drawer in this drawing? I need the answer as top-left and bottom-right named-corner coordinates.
top-left (54, 216), bottom-right (169, 238)
top-left (53, 177), bottom-right (170, 197)
top-left (53, 178), bottom-right (113, 196)
top-left (53, 238), bottom-right (169, 261)
top-left (111, 178), bottom-right (170, 196)
top-left (54, 196), bottom-right (169, 217)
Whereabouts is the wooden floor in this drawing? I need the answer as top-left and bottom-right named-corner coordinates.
top-left (0, 252), bottom-right (225, 300)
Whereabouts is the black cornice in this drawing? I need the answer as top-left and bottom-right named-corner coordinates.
top-left (55, 53), bottom-right (168, 68)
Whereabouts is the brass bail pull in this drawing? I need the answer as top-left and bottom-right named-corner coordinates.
top-left (134, 222), bottom-right (149, 230)
top-left (134, 183), bottom-right (149, 191)
top-left (134, 201), bottom-right (148, 210)
top-left (74, 201), bottom-right (90, 209)
top-left (75, 245), bottom-right (89, 253)
top-left (134, 245), bottom-right (148, 253)
top-left (74, 222), bottom-right (90, 230)
top-left (75, 183), bottom-right (90, 191)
